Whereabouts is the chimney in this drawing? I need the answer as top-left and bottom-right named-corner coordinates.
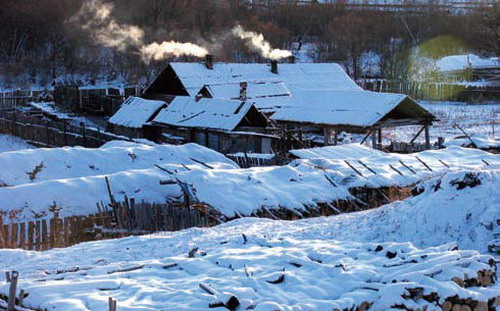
top-left (239, 82), bottom-right (248, 101)
top-left (270, 60), bottom-right (278, 74)
top-left (205, 54), bottom-right (213, 70)
top-left (288, 55), bottom-right (296, 64)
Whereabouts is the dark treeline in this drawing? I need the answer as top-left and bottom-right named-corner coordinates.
top-left (0, 0), bottom-right (498, 87)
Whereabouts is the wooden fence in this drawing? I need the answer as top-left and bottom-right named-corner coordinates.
top-left (226, 153), bottom-right (277, 168)
top-left (0, 110), bottom-right (130, 148)
top-left (0, 90), bottom-right (47, 110)
top-left (0, 200), bottom-right (214, 251)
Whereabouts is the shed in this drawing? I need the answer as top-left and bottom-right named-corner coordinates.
top-left (270, 90), bottom-right (437, 149)
top-left (107, 96), bottom-right (166, 138)
top-left (152, 96), bottom-right (275, 153)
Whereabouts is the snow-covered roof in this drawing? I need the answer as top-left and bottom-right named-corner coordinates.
top-left (153, 97), bottom-right (257, 131)
top-left (108, 96), bottom-right (165, 128)
top-left (167, 62), bottom-right (362, 96)
top-left (437, 54), bottom-right (500, 72)
top-left (271, 90), bottom-right (435, 128)
top-left (201, 81), bottom-right (291, 100)
top-left (290, 143), bottom-right (385, 160)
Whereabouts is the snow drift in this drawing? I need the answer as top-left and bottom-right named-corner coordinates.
top-left (0, 141), bottom-right (237, 187)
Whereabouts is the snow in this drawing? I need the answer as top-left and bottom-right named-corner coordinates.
top-left (166, 62), bottom-right (362, 96)
top-left (0, 134), bottom-right (33, 153)
top-left (436, 54), bottom-right (499, 72)
top-left (108, 96), bottom-right (166, 128)
top-left (0, 146), bottom-right (497, 221)
top-left (27, 101), bottom-right (103, 129)
top-left (290, 143), bottom-right (385, 160)
top-left (382, 101), bottom-right (499, 144)
top-left (0, 142), bottom-right (237, 187)
top-left (153, 97), bottom-right (257, 131)
top-left (201, 81), bottom-right (291, 100)
top-left (444, 134), bottom-right (500, 149)
top-left (270, 90), bottom-right (434, 127)
top-left (0, 168), bottom-right (497, 310)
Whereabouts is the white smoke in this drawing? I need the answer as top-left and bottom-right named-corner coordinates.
top-left (77, 0), bottom-right (144, 51)
top-left (141, 42), bottom-right (208, 63)
top-left (75, 0), bottom-right (208, 62)
top-left (231, 25), bottom-right (292, 60)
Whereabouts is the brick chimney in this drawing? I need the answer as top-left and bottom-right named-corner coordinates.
top-left (271, 60), bottom-right (278, 74)
top-left (205, 54), bottom-right (213, 70)
top-left (239, 82), bottom-right (248, 101)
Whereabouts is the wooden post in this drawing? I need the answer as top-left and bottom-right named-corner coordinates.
top-left (63, 122), bottom-right (68, 146)
top-left (323, 126), bottom-right (332, 146)
top-left (108, 297), bottom-right (117, 311)
top-left (81, 122), bottom-right (87, 147)
top-left (377, 128), bottom-right (382, 148)
top-left (424, 125), bottom-right (430, 150)
top-left (7, 270), bottom-right (19, 311)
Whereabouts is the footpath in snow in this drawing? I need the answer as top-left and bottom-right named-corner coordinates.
top-left (0, 169), bottom-right (498, 310)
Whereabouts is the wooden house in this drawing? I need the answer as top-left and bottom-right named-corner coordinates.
top-left (107, 96), bottom-right (167, 138)
top-left (143, 56), bottom-right (362, 100)
top-left (150, 96), bottom-right (275, 154)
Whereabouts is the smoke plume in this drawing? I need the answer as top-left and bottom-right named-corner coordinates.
top-left (141, 42), bottom-right (208, 62)
top-left (231, 25), bottom-right (292, 60)
top-left (76, 0), bottom-right (144, 51)
top-left (74, 0), bottom-right (208, 62)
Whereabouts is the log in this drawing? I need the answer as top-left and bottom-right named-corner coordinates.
top-left (443, 301), bottom-right (453, 311)
top-left (473, 302), bottom-right (487, 311)
top-left (199, 282), bottom-right (240, 310)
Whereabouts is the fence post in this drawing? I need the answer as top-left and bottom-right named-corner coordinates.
top-left (46, 121), bottom-right (50, 147)
top-left (6, 270), bottom-right (19, 311)
top-left (63, 122), bottom-right (68, 146)
top-left (81, 122), bottom-right (87, 147)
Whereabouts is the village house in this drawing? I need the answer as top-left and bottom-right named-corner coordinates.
top-left (142, 55), bottom-right (362, 100)
top-left (148, 96), bottom-right (275, 154)
top-left (107, 56), bottom-right (437, 154)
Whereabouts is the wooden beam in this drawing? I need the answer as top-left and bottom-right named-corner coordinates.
top-left (360, 129), bottom-right (373, 145)
top-left (409, 125), bottom-right (426, 144)
top-left (424, 125), bottom-right (430, 150)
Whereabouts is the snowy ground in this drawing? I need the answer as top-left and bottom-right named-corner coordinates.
top-left (0, 169), bottom-right (497, 311)
top-left (383, 101), bottom-right (499, 144)
top-left (0, 134), bottom-right (33, 153)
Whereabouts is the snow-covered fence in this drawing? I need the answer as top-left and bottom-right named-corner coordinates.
top-left (226, 152), bottom-right (277, 168)
top-left (0, 200), bottom-right (213, 251)
top-left (0, 110), bottom-right (130, 148)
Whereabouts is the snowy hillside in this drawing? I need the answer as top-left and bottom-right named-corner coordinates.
top-left (0, 169), bottom-right (497, 310)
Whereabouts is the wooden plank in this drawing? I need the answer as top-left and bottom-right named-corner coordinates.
top-left (27, 221), bottom-right (35, 250)
top-left (11, 223), bottom-right (18, 249)
top-left (41, 220), bottom-right (48, 251)
top-left (19, 222), bottom-right (26, 249)
top-left (35, 220), bottom-right (42, 251)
